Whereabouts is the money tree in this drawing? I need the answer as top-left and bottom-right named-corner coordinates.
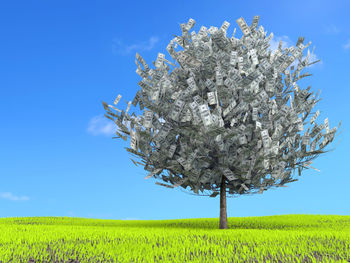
top-left (102, 16), bottom-right (341, 229)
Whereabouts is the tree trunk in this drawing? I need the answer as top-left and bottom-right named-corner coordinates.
top-left (219, 175), bottom-right (228, 229)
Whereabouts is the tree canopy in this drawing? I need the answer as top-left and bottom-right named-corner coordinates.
top-left (102, 16), bottom-right (342, 199)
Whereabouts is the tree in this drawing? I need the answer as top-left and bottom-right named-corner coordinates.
top-left (102, 16), bottom-right (342, 229)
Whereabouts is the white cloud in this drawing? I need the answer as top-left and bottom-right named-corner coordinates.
top-left (112, 36), bottom-right (159, 55)
top-left (67, 211), bottom-right (77, 217)
top-left (268, 35), bottom-right (322, 69)
top-left (268, 35), bottom-right (292, 51)
top-left (325, 25), bottom-right (341, 34)
top-left (87, 114), bottom-right (133, 137)
top-left (0, 192), bottom-right (29, 201)
top-left (87, 114), bottom-right (119, 136)
top-left (343, 39), bottom-right (350, 50)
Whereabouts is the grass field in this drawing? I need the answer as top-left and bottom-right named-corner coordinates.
top-left (0, 214), bottom-right (349, 262)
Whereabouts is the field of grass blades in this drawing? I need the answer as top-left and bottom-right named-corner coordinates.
top-left (0, 214), bottom-right (349, 262)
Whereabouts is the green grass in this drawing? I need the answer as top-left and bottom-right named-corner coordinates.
top-left (0, 214), bottom-right (349, 262)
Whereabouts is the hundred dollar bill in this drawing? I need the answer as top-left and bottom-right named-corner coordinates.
top-left (236, 17), bottom-right (251, 36)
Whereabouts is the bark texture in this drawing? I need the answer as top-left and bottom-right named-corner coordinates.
top-left (219, 175), bottom-right (228, 229)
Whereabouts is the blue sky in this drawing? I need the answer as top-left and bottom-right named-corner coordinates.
top-left (0, 0), bottom-right (349, 221)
